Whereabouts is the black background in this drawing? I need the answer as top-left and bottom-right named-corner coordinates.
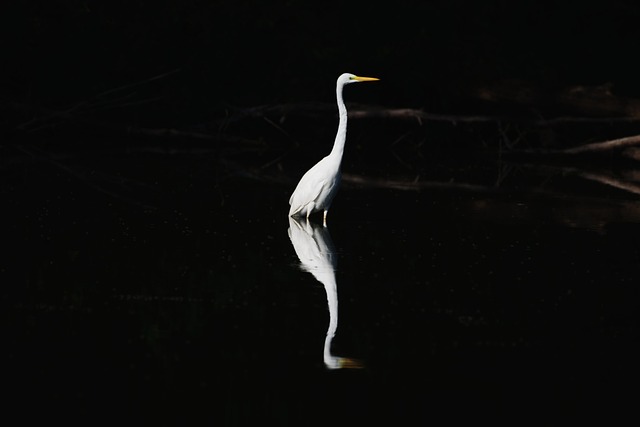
top-left (3, 0), bottom-right (640, 126)
top-left (3, 2), bottom-right (640, 426)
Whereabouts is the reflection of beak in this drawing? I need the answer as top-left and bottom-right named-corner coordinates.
top-left (353, 76), bottom-right (379, 82)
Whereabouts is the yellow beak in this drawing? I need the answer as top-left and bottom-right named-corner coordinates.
top-left (353, 75), bottom-right (380, 82)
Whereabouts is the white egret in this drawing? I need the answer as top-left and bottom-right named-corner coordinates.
top-left (288, 73), bottom-right (379, 225)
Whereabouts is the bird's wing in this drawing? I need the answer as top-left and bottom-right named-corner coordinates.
top-left (306, 179), bottom-right (326, 203)
top-left (289, 176), bottom-right (327, 213)
top-left (289, 156), bottom-right (334, 215)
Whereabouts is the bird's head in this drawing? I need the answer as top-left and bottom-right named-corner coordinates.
top-left (339, 73), bottom-right (379, 85)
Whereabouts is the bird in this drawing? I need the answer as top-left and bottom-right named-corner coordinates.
top-left (288, 73), bottom-right (379, 226)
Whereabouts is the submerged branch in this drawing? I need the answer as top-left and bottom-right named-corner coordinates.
top-left (13, 144), bottom-right (159, 209)
top-left (562, 134), bottom-right (640, 154)
top-left (518, 133), bottom-right (640, 156)
top-left (4, 100), bottom-right (264, 145)
top-left (226, 103), bottom-right (640, 127)
top-left (342, 173), bottom-right (494, 193)
top-left (95, 69), bottom-right (181, 99)
top-left (518, 162), bottom-right (640, 198)
top-left (574, 169), bottom-right (640, 196)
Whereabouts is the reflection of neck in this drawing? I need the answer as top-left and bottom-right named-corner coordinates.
top-left (329, 82), bottom-right (347, 162)
top-left (322, 275), bottom-right (339, 368)
top-left (288, 218), bottom-right (362, 369)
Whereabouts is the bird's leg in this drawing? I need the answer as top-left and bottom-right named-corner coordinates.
top-left (323, 210), bottom-right (328, 227)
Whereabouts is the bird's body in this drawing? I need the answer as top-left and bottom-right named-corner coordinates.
top-left (288, 154), bottom-right (342, 220)
top-left (288, 73), bottom-right (379, 225)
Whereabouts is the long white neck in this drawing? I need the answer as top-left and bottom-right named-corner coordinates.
top-left (329, 81), bottom-right (348, 161)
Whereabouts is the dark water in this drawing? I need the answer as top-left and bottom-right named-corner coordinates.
top-left (2, 139), bottom-right (639, 426)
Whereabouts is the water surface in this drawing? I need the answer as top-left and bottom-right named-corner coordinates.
top-left (2, 138), bottom-right (639, 425)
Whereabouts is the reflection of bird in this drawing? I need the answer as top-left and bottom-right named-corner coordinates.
top-left (287, 217), bottom-right (364, 369)
top-left (289, 73), bottom-right (379, 226)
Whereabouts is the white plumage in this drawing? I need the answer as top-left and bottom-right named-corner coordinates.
top-left (288, 73), bottom-right (379, 225)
